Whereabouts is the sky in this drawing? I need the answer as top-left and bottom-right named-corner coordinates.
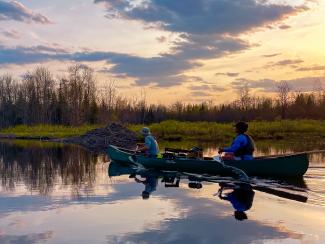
top-left (0, 0), bottom-right (325, 104)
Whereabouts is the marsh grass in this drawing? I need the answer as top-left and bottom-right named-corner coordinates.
top-left (128, 120), bottom-right (325, 141)
top-left (2, 120), bottom-right (324, 141)
top-left (0, 124), bottom-right (101, 138)
top-left (0, 139), bottom-right (65, 148)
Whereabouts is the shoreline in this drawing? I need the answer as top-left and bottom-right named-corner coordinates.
top-left (1, 120), bottom-right (325, 152)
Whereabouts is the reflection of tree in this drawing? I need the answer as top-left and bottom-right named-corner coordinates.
top-left (0, 142), bottom-right (100, 196)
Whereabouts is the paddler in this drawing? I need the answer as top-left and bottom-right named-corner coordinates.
top-left (136, 127), bottom-right (160, 158)
top-left (218, 121), bottom-right (255, 160)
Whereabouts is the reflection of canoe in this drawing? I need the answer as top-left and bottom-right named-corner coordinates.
top-left (108, 160), bottom-right (136, 177)
top-left (108, 161), bottom-right (308, 203)
top-left (107, 145), bottom-right (309, 177)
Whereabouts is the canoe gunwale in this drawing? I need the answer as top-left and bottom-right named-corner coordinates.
top-left (110, 145), bottom-right (308, 162)
top-left (108, 145), bottom-right (309, 177)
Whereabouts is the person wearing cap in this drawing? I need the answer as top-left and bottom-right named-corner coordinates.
top-left (137, 127), bottom-right (160, 157)
top-left (218, 121), bottom-right (255, 160)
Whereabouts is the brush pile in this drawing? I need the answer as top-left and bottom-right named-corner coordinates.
top-left (62, 123), bottom-right (137, 153)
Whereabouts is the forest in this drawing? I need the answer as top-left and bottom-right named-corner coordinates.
top-left (0, 64), bottom-right (325, 129)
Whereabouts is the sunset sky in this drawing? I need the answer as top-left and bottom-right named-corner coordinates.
top-left (0, 0), bottom-right (325, 104)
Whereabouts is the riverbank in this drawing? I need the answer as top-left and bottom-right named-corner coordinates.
top-left (1, 120), bottom-right (324, 142)
top-left (0, 123), bottom-right (137, 152)
top-left (0, 124), bottom-right (100, 139)
top-left (129, 120), bottom-right (325, 141)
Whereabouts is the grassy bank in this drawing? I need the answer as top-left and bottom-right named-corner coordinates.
top-left (128, 120), bottom-right (325, 141)
top-left (0, 124), bottom-right (101, 138)
top-left (0, 139), bottom-right (66, 148)
top-left (1, 120), bottom-right (324, 141)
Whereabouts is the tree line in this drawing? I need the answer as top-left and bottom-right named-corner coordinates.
top-left (0, 65), bottom-right (324, 128)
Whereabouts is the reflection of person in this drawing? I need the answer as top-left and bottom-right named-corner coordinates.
top-left (134, 174), bottom-right (158, 199)
top-left (218, 121), bottom-right (255, 160)
top-left (218, 183), bottom-right (255, 221)
top-left (136, 127), bottom-right (160, 158)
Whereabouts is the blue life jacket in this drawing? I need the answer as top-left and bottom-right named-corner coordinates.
top-left (234, 134), bottom-right (255, 158)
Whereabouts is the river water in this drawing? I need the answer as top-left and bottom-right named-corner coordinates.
top-left (0, 140), bottom-right (324, 244)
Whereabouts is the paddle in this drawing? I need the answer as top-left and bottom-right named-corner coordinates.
top-left (183, 172), bottom-right (307, 203)
top-left (126, 145), bottom-right (147, 170)
top-left (213, 154), bottom-right (250, 182)
top-left (252, 185), bottom-right (307, 203)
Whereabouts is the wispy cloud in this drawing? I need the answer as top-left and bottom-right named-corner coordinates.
top-left (0, 38), bottom-right (249, 87)
top-left (0, 1), bottom-right (51, 24)
top-left (190, 91), bottom-right (214, 97)
top-left (189, 84), bottom-right (226, 92)
top-left (279, 24), bottom-right (291, 29)
top-left (2, 29), bottom-right (20, 39)
top-left (261, 53), bottom-right (282, 58)
top-left (263, 59), bottom-right (304, 69)
top-left (156, 36), bottom-right (167, 43)
top-left (215, 72), bottom-right (239, 77)
top-left (296, 65), bottom-right (325, 71)
top-left (0, 0), bottom-right (313, 89)
top-left (231, 76), bottom-right (325, 92)
top-left (95, 0), bottom-right (308, 35)
top-left (274, 59), bottom-right (304, 66)
top-left (91, 0), bottom-right (310, 86)
top-left (0, 44), bottom-right (68, 65)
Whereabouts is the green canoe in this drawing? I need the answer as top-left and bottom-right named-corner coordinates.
top-left (107, 145), bottom-right (309, 177)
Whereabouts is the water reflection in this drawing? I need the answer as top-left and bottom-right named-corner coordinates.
top-left (133, 172), bottom-right (159, 199)
top-left (203, 140), bottom-right (325, 158)
top-left (106, 161), bottom-right (325, 243)
top-left (0, 141), bottom-right (102, 196)
top-left (1, 140), bottom-right (323, 204)
top-left (217, 182), bottom-right (254, 221)
top-left (0, 140), bottom-right (324, 243)
top-left (109, 161), bottom-right (256, 221)
top-left (108, 161), bottom-right (314, 221)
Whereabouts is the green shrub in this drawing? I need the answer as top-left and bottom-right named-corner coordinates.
top-left (128, 120), bottom-right (325, 141)
top-left (0, 124), bottom-right (102, 138)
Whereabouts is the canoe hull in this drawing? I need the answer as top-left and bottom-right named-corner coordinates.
top-left (107, 145), bottom-right (309, 177)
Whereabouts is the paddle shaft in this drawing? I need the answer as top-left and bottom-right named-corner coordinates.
top-left (187, 174), bottom-right (307, 203)
top-left (301, 149), bottom-right (325, 154)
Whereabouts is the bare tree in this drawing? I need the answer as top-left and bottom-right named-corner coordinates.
top-left (102, 80), bottom-right (117, 111)
top-left (67, 64), bottom-right (96, 125)
top-left (138, 88), bottom-right (147, 124)
top-left (237, 82), bottom-right (251, 110)
top-left (34, 67), bottom-right (55, 123)
top-left (0, 75), bottom-right (17, 127)
top-left (172, 101), bottom-right (183, 119)
top-left (2, 65), bottom-right (325, 127)
top-left (313, 79), bottom-right (325, 105)
top-left (97, 80), bottom-right (118, 123)
top-left (277, 81), bottom-right (291, 119)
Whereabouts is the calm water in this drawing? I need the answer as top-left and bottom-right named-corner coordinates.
top-left (0, 140), bottom-right (324, 244)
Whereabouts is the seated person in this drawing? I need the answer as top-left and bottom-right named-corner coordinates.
top-left (136, 127), bottom-right (160, 157)
top-left (218, 121), bottom-right (255, 160)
